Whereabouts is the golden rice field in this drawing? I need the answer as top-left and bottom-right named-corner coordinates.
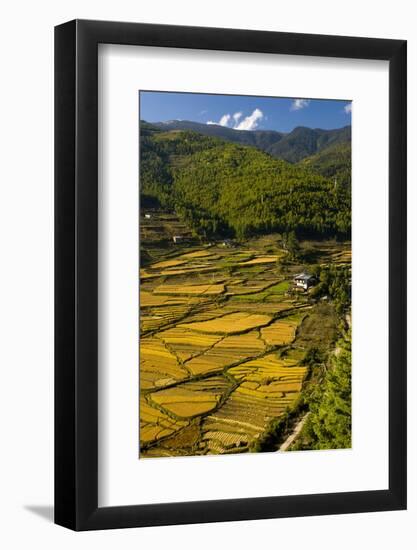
top-left (140, 303), bottom-right (200, 333)
top-left (178, 250), bottom-right (214, 259)
top-left (185, 331), bottom-right (266, 376)
top-left (140, 290), bottom-right (201, 308)
top-left (139, 240), bottom-right (344, 457)
top-left (149, 376), bottom-right (230, 418)
top-left (154, 283), bottom-right (225, 296)
top-left (239, 255), bottom-right (280, 265)
top-left (260, 318), bottom-right (300, 346)
top-left (140, 396), bottom-right (189, 444)
top-left (180, 312), bottom-right (272, 334)
top-left (140, 338), bottom-right (190, 389)
top-left (158, 327), bottom-right (223, 361)
top-left (150, 258), bottom-right (188, 270)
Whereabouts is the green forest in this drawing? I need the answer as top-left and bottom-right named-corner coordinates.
top-left (140, 122), bottom-right (351, 240)
top-left (292, 331), bottom-right (352, 451)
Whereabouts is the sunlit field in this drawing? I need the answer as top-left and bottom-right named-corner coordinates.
top-left (139, 215), bottom-right (350, 457)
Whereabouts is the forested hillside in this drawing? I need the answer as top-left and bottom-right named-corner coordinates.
top-left (140, 123), bottom-right (351, 240)
top-left (299, 142), bottom-right (351, 188)
top-left (153, 120), bottom-right (351, 163)
top-left (291, 331), bottom-right (352, 451)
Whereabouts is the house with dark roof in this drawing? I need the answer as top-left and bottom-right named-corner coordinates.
top-left (293, 272), bottom-right (317, 291)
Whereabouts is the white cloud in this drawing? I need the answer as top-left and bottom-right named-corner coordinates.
top-left (344, 103), bottom-right (352, 114)
top-left (206, 113), bottom-right (231, 127)
top-left (290, 99), bottom-right (310, 111)
top-left (206, 108), bottom-right (264, 131)
top-left (219, 114), bottom-right (231, 127)
top-left (233, 111), bottom-right (243, 124)
top-left (234, 108), bottom-right (264, 131)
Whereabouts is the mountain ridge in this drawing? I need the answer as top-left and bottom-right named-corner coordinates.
top-left (147, 119), bottom-right (351, 163)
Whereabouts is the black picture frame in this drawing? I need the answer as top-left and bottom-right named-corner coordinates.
top-left (55, 19), bottom-right (407, 531)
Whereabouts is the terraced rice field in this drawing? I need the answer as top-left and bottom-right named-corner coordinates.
top-left (179, 312), bottom-right (272, 335)
top-left (260, 317), bottom-right (301, 346)
top-left (185, 331), bottom-right (266, 375)
top-left (239, 255), bottom-right (280, 266)
top-left (139, 238), bottom-right (341, 457)
top-left (140, 338), bottom-right (190, 389)
top-left (154, 283), bottom-right (225, 296)
top-left (149, 376), bottom-right (230, 418)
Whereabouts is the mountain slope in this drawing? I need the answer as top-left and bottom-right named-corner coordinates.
top-left (140, 127), bottom-right (351, 239)
top-left (151, 120), bottom-right (351, 163)
top-left (299, 142), bottom-right (351, 187)
top-left (269, 126), bottom-right (351, 163)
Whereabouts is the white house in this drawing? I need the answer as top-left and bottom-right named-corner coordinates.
top-left (293, 272), bottom-right (317, 290)
top-left (172, 235), bottom-right (183, 244)
top-left (144, 213), bottom-right (151, 219)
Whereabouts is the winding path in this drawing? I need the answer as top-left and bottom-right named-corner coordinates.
top-left (279, 412), bottom-right (310, 452)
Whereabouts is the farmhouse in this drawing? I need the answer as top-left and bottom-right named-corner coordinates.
top-left (222, 239), bottom-right (237, 248)
top-left (293, 272), bottom-right (317, 291)
top-left (172, 235), bottom-right (184, 244)
top-left (144, 213), bottom-right (152, 219)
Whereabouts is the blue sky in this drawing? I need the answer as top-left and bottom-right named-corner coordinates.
top-left (140, 91), bottom-right (351, 133)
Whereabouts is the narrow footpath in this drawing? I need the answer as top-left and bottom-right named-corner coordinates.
top-left (279, 412), bottom-right (310, 452)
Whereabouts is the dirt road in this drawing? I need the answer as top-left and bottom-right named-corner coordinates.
top-left (279, 413), bottom-right (310, 451)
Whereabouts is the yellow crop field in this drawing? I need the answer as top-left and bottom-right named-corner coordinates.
top-left (159, 267), bottom-right (215, 276)
top-left (180, 312), bottom-right (271, 334)
top-left (150, 259), bottom-right (187, 269)
top-left (140, 338), bottom-right (189, 389)
top-left (239, 255), bottom-right (279, 265)
top-left (140, 397), bottom-right (188, 445)
top-left (238, 380), bottom-right (303, 397)
top-left (226, 281), bottom-right (274, 295)
top-left (229, 353), bottom-right (307, 381)
top-left (184, 355), bottom-right (232, 376)
top-left (140, 270), bottom-right (162, 280)
top-left (140, 303), bottom-right (196, 333)
top-left (140, 314), bottom-right (166, 333)
top-left (199, 374), bottom-right (303, 449)
top-left (160, 401), bottom-right (218, 417)
top-left (223, 302), bottom-right (295, 314)
top-left (260, 318), bottom-right (299, 345)
top-left (202, 430), bottom-right (249, 449)
top-left (140, 291), bottom-right (204, 308)
top-left (331, 249), bottom-right (352, 264)
top-left (185, 331), bottom-right (266, 375)
top-left (178, 250), bottom-right (214, 259)
top-left (149, 377), bottom-right (229, 418)
top-left (215, 331), bottom-right (265, 352)
top-left (154, 283), bottom-right (225, 295)
top-left (139, 233), bottom-right (350, 457)
top-left (140, 290), bottom-right (192, 307)
top-left (158, 328), bottom-right (222, 361)
top-left (142, 267), bottom-right (216, 279)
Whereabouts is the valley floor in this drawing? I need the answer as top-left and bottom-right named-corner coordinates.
top-left (139, 216), bottom-right (351, 457)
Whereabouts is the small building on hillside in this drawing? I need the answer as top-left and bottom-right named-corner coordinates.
top-left (144, 213), bottom-right (152, 219)
top-left (222, 239), bottom-right (237, 248)
top-left (293, 272), bottom-right (317, 291)
top-left (172, 235), bottom-right (184, 244)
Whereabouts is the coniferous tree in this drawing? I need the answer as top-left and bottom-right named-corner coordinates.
top-left (301, 332), bottom-right (351, 450)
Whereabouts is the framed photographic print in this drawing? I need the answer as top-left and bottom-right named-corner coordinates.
top-left (55, 20), bottom-right (407, 530)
